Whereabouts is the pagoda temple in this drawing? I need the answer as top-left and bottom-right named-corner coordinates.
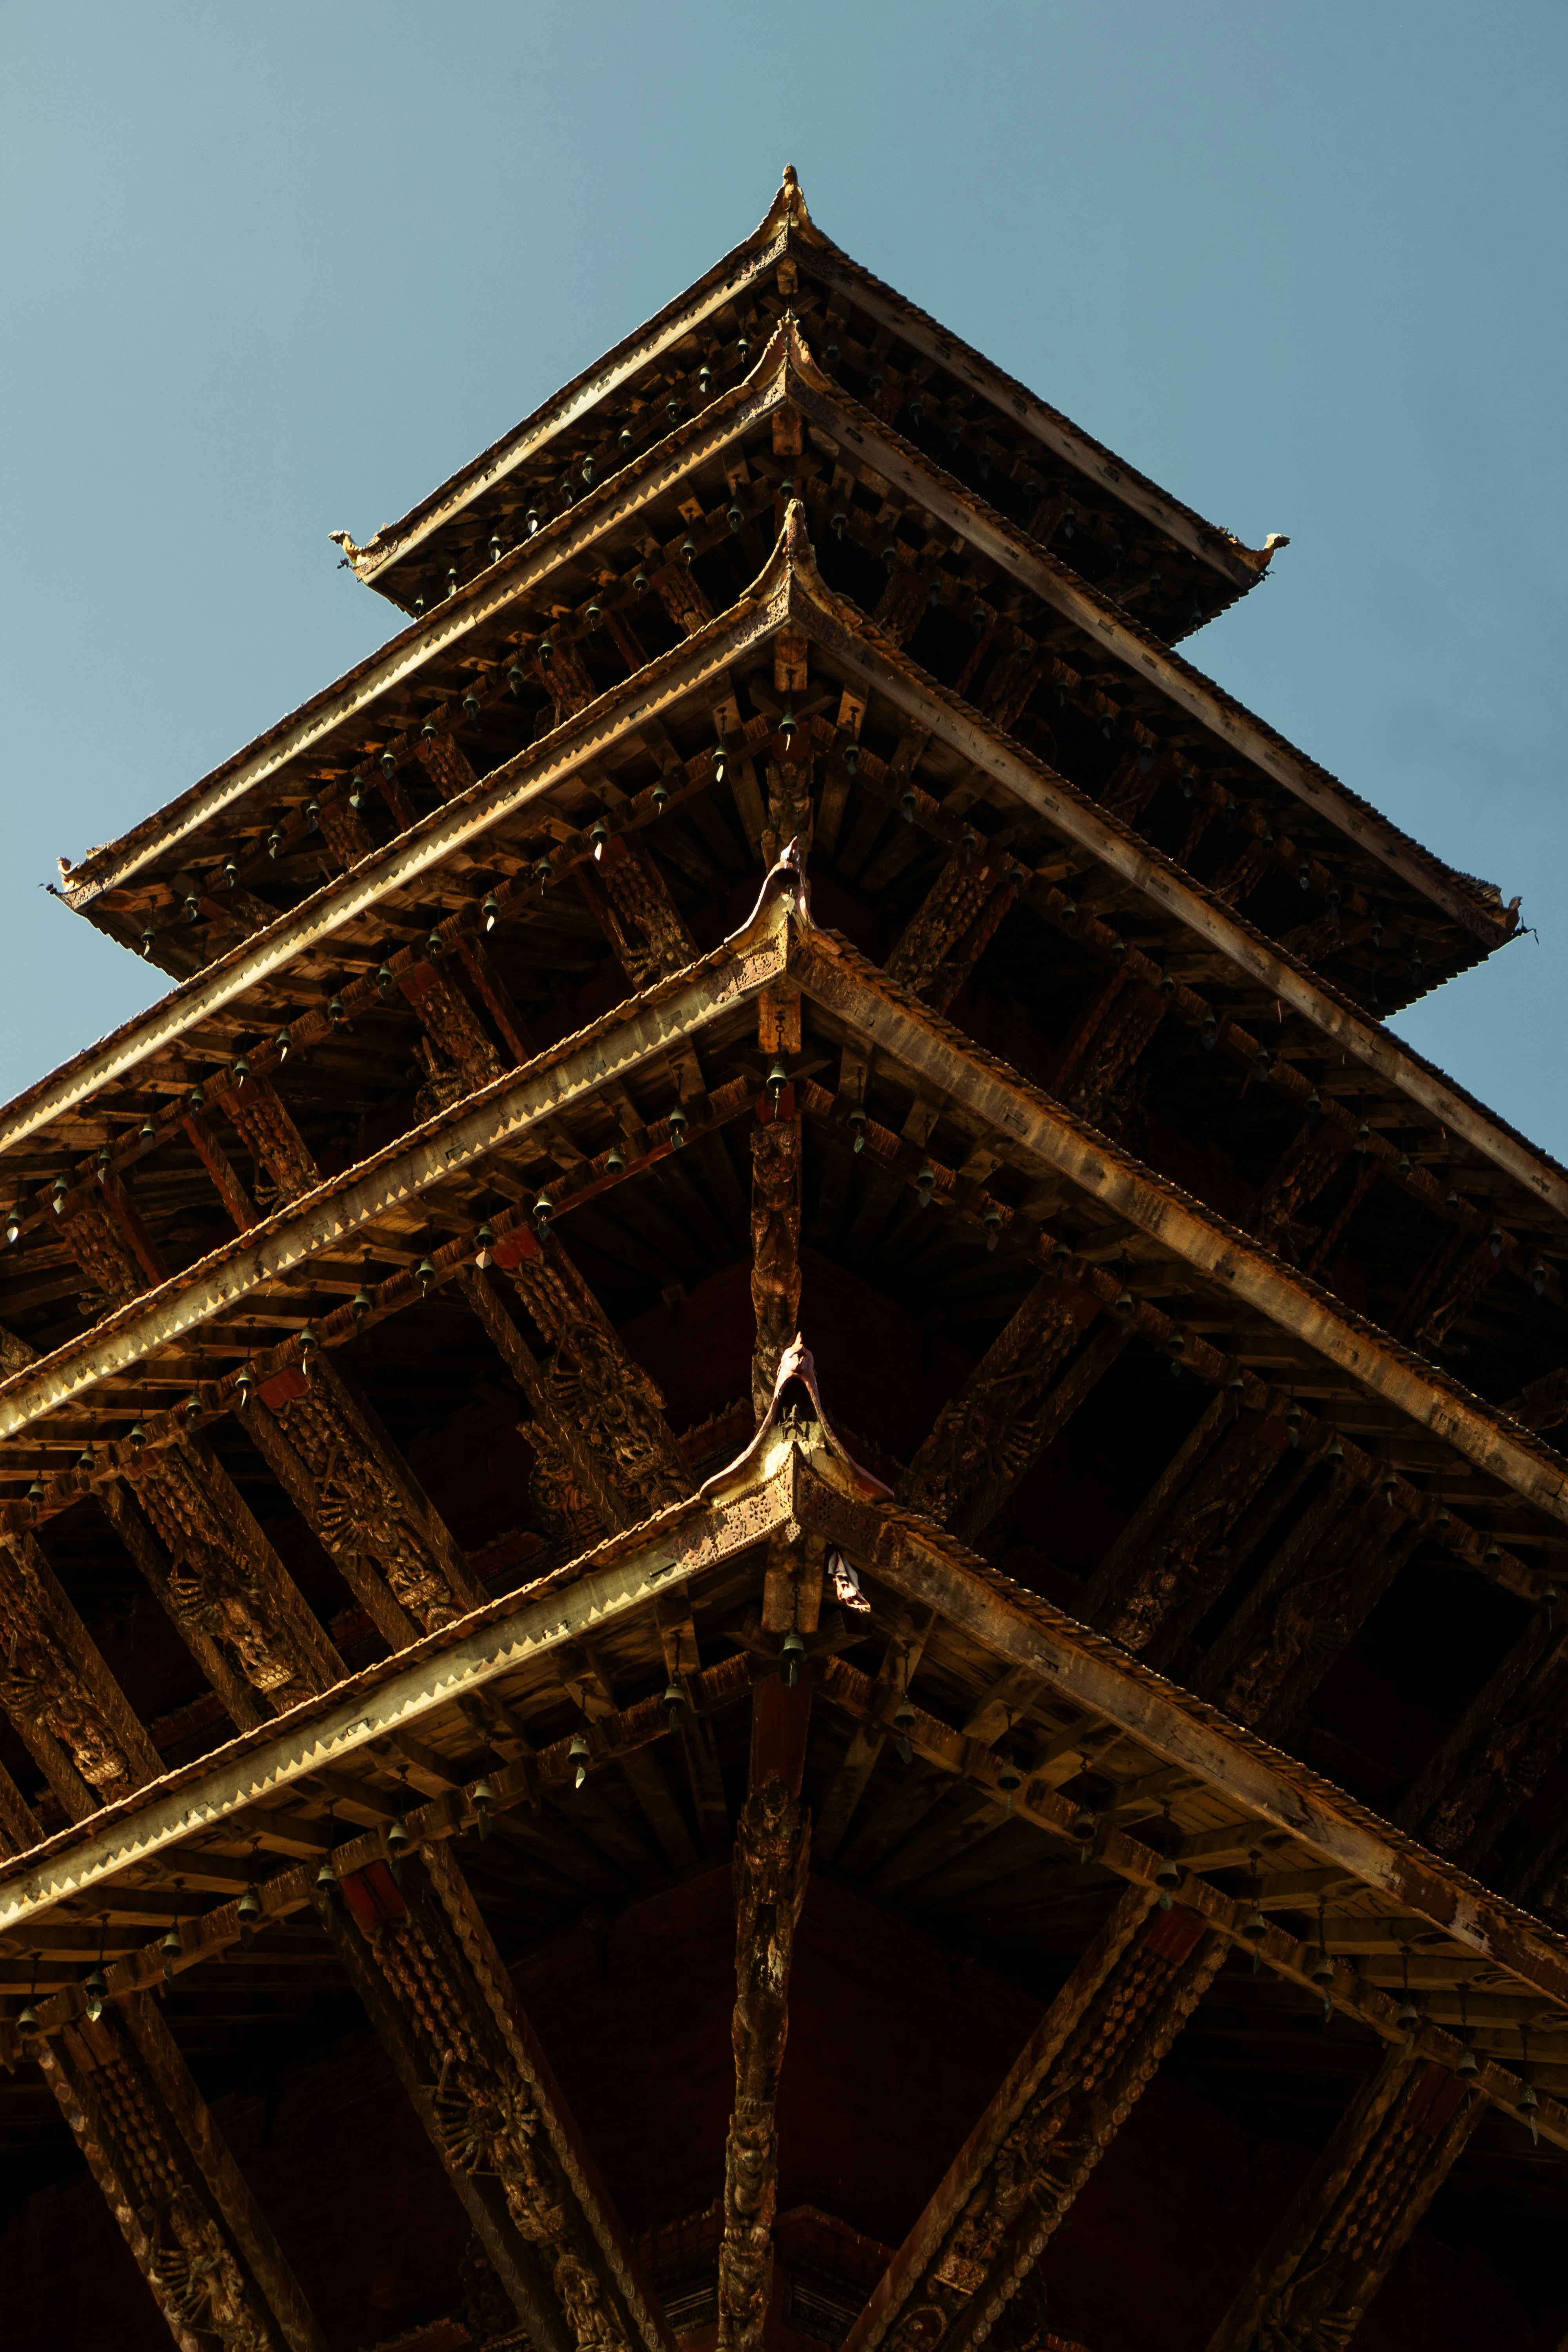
top-left (2, 167), bottom-right (1566, 2350)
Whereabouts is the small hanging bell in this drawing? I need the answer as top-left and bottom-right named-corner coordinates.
top-left (893, 1693), bottom-right (916, 1766)
top-left (16, 2000), bottom-right (38, 2031)
top-left (1154, 1855), bottom-right (1181, 1913)
top-left (766, 1061), bottom-right (789, 1110)
top-left (315, 1852), bottom-right (338, 1891)
top-left (83, 1967), bottom-right (107, 2022)
top-left (606, 1144), bottom-right (626, 1176)
top-left (473, 1225), bottom-right (495, 1271)
top-left (482, 893), bottom-right (500, 932)
top-left (662, 1679), bottom-right (685, 1728)
top-left (851, 1108), bottom-right (867, 1154)
top-left (1070, 1806), bottom-right (1098, 1862)
top-left (162, 1924), bottom-right (183, 1983)
top-left (417, 1257), bottom-right (437, 1295)
top-left (1455, 2039), bottom-right (1478, 2077)
top-left (996, 1752), bottom-right (1022, 1814)
top-left (781, 1628), bottom-right (806, 1688)
top-left (469, 1778), bottom-right (494, 1843)
top-left (984, 1204), bottom-right (1002, 1251)
top-left (385, 1817), bottom-right (410, 1885)
top-left (569, 1732), bottom-right (592, 1791)
top-left (668, 1105), bottom-right (688, 1149)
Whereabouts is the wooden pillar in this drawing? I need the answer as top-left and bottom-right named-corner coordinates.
top-left (750, 989), bottom-right (803, 1425)
top-left (35, 1991), bottom-right (328, 2352)
top-left (717, 1663), bottom-right (812, 2352)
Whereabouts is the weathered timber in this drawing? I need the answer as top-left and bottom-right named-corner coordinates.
top-left (1399, 1616), bottom-right (1568, 1871)
top-left (842, 1885), bottom-right (1223, 2352)
top-left (36, 1993), bottom-right (328, 2352)
top-left (575, 835), bottom-right (699, 985)
top-left (786, 925), bottom-right (1568, 1531)
top-left (320, 1844), bottom-right (670, 2352)
top-left (458, 1267), bottom-right (628, 1538)
top-left (245, 1352), bottom-right (486, 1640)
top-left (1203, 2049), bottom-right (1484, 2352)
top-left (124, 1434), bottom-right (342, 1708)
top-left (1076, 1388), bottom-right (1233, 1633)
top-left (1103, 1410), bottom-right (1290, 1666)
top-left (813, 1607), bottom-right (936, 1865)
top-left (717, 1725), bottom-right (812, 2352)
top-left (497, 1227), bottom-right (688, 1517)
top-left (897, 1279), bottom-right (1105, 1541)
top-left (0, 1530), bottom-right (161, 1817)
top-left (750, 1108), bottom-right (802, 1425)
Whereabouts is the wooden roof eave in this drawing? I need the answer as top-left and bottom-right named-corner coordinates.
top-left (0, 539), bottom-right (800, 1161)
top-left (2, 847), bottom-right (1564, 1592)
top-left (0, 863), bottom-right (800, 1445)
top-left (2, 1437), bottom-right (1565, 2152)
top-left (354, 170), bottom-right (1267, 610)
top-left (60, 334), bottom-right (801, 913)
top-left (349, 181), bottom-right (806, 595)
top-left (779, 222), bottom-right (1270, 596)
top-left (773, 547), bottom-right (1568, 1233)
top-left (779, 343), bottom-right (1512, 951)
top-left (779, 914), bottom-right (1568, 1535)
top-left (8, 514), bottom-right (1565, 1318)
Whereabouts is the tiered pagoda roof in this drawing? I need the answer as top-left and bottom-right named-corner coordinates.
top-left (0, 170), bottom-right (1564, 2352)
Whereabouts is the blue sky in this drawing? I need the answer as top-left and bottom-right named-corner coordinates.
top-left (2, 3), bottom-right (1564, 1150)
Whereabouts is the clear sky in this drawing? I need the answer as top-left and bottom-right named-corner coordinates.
top-left (2, 4), bottom-right (1564, 1152)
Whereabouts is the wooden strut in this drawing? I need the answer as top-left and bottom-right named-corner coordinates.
top-left (897, 1279), bottom-right (1116, 1544)
top-left (492, 1226), bottom-right (689, 1519)
top-left (718, 1674), bottom-right (813, 2352)
top-left (1203, 2045), bottom-right (1485, 2352)
top-left (35, 1991), bottom-right (328, 2352)
top-left (316, 1842), bottom-right (671, 2352)
top-left (243, 1349), bottom-right (486, 1646)
top-left (0, 1528), bottom-right (162, 1820)
top-left (842, 1883), bottom-right (1224, 2352)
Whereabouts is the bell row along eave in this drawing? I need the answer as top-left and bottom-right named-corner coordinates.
top-left (57, 323), bottom-right (1503, 988)
top-left (339, 167), bottom-right (1271, 619)
top-left (8, 511), bottom-right (1564, 1337)
top-left (1, 862), bottom-right (1565, 1595)
top-left (0, 1432), bottom-right (1563, 2156)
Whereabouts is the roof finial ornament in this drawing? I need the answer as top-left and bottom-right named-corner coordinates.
top-left (782, 163), bottom-right (799, 187)
top-left (701, 1334), bottom-right (892, 1502)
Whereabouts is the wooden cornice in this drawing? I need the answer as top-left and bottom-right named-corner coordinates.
top-left (58, 330), bottom-right (798, 914)
top-left (0, 866), bottom-right (798, 1442)
top-left (2, 1438), bottom-right (1566, 2147)
top-left (352, 166), bottom-right (1263, 605)
top-left (775, 343), bottom-right (1511, 948)
top-left (783, 914), bottom-right (1568, 1530)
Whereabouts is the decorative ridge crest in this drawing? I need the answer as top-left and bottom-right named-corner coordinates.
top-left (700, 1334), bottom-right (892, 1502)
